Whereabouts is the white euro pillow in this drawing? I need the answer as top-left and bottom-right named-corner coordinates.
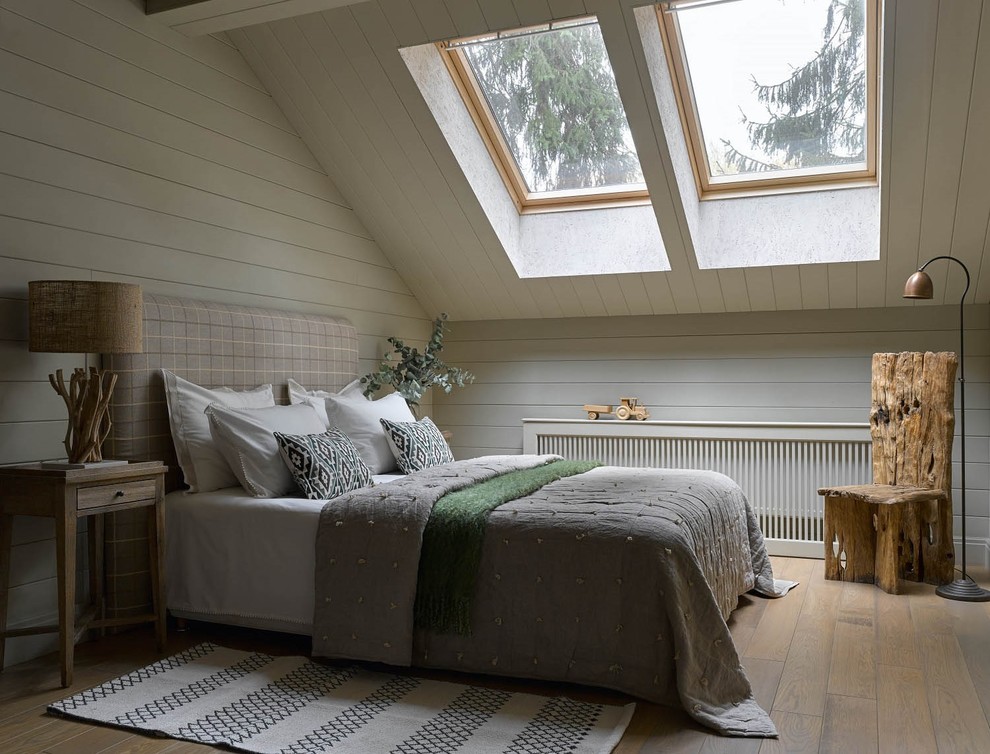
top-left (294, 394), bottom-right (331, 429)
top-left (325, 391), bottom-right (416, 474)
top-left (162, 370), bottom-right (275, 493)
top-left (206, 403), bottom-right (326, 497)
top-left (287, 377), bottom-right (365, 403)
top-left (287, 378), bottom-right (366, 430)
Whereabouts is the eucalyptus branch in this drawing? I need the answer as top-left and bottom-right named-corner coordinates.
top-left (361, 314), bottom-right (475, 410)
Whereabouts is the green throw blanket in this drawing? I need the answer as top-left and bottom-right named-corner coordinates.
top-left (414, 459), bottom-right (601, 636)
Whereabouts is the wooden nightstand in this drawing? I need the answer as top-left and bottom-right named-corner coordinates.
top-left (0, 461), bottom-right (167, 686)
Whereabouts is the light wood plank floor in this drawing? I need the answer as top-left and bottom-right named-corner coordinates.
top-left (3, 556), bottom-right (990, 753)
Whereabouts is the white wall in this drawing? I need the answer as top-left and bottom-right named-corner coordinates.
top-left (434, 304), bottom-right (990, 561)
top-left (0, 0), bottom-right (427, 667)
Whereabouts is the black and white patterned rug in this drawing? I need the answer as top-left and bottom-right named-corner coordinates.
top-left (49, 643), bottom-right (634, 753)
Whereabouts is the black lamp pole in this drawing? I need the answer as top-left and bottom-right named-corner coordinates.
top-left (904, 256), bottom-right (990, 601)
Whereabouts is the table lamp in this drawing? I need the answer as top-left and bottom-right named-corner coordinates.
top-left (28, 281), bottom-right (143, 466)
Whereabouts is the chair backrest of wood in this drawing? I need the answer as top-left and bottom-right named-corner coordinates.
top-left (870, 351), bottom-right (956, 493)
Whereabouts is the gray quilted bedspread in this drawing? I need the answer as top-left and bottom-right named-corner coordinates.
top-left (312, 455), bottom-right (780, 736)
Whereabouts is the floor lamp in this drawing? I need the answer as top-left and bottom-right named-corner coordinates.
top-left (903, 256), bottom-right (990, 601)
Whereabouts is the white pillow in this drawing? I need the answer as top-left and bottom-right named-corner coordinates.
top-left (287, 378), bottom-right (366, 430)
top-left (206, 403), bottom-right (326, 497)
top-left (326, 391), bottom-right (416, 474)
top-left (162, 370), bottom-right (275, 493)
top-left (295, 394), bottom-right (331, 429)
top-left (287, 377), bottom-right (365, 404)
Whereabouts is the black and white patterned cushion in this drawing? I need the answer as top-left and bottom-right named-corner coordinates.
top-left (274, 428), bottom-right (373, 500)
top-left (379, 417), bottom-right (454, 474)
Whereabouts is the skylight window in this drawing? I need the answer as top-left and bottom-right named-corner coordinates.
top-left (657, 0), bottom-right (878, 198)
top-left (440, 19), bottom-right (648, 212)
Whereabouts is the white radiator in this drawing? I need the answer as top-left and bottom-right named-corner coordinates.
top-left (522, 419), bottom-right (872, 558)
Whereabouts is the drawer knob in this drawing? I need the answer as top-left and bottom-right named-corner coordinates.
top-left (114, 490), bottom-right (125, 498)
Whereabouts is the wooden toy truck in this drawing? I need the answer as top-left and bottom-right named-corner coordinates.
top-left (582, 397), bottom-right (649, 421)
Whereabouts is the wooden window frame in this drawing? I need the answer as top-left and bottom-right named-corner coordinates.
top-left (437, 26), bottom-right (650, 214)
top-left (656, 0), bottom-right (880, 200)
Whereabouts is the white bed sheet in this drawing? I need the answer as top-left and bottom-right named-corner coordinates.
top-left (165, 474), bottom-right (404, 634)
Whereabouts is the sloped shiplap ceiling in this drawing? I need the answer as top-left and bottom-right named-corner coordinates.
top-left (217, 0), bottom-right (990, 320)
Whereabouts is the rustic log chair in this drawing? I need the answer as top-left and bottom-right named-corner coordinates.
top-left (818, 352), bottom-right (956, 593)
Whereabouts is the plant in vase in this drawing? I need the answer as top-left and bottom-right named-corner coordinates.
top-left (361, 314), bottom-right (474, 417)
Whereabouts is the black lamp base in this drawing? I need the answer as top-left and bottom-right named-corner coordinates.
top-left (936, 576), bottom-right (990, 602)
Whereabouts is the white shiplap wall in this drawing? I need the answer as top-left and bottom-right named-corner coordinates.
top-left (0, 0), bottom-right (428, 667)
top-left (433, 304), bottom-right (990, 557)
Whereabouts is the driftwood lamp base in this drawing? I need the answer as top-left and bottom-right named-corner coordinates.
top-left (49, 367), bottom-right (118, 464)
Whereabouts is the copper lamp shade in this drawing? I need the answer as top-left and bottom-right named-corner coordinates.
top-left (902, 270), bottom-right (934, 300)
top-left (27, 281), bottom-right (143, 465)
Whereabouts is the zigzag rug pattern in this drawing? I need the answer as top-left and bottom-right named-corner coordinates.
top-left (49, 643), bottom-right (634, 754)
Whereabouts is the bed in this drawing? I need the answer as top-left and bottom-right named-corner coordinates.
top-left (107, 295), bottom-right (786, 738)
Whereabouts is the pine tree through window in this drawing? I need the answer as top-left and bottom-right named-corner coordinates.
top-left (440, 19), bottom-right (649, 212)
top-left (658, 0), bottom-right (879, 198)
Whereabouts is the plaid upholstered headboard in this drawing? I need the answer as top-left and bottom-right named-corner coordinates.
top-left (106, 294), bottom-right (359, 493)
top-left (99, 295), bottom-right (357, 620)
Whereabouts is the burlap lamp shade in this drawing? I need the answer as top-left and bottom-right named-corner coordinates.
top-left (29, 281), bottom-right (143, 354)
top-left (28, 281), bottom-right (143, 464)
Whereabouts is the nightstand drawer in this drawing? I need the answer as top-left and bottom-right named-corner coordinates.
top-left (77, 480), bottom-right (157, 510)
